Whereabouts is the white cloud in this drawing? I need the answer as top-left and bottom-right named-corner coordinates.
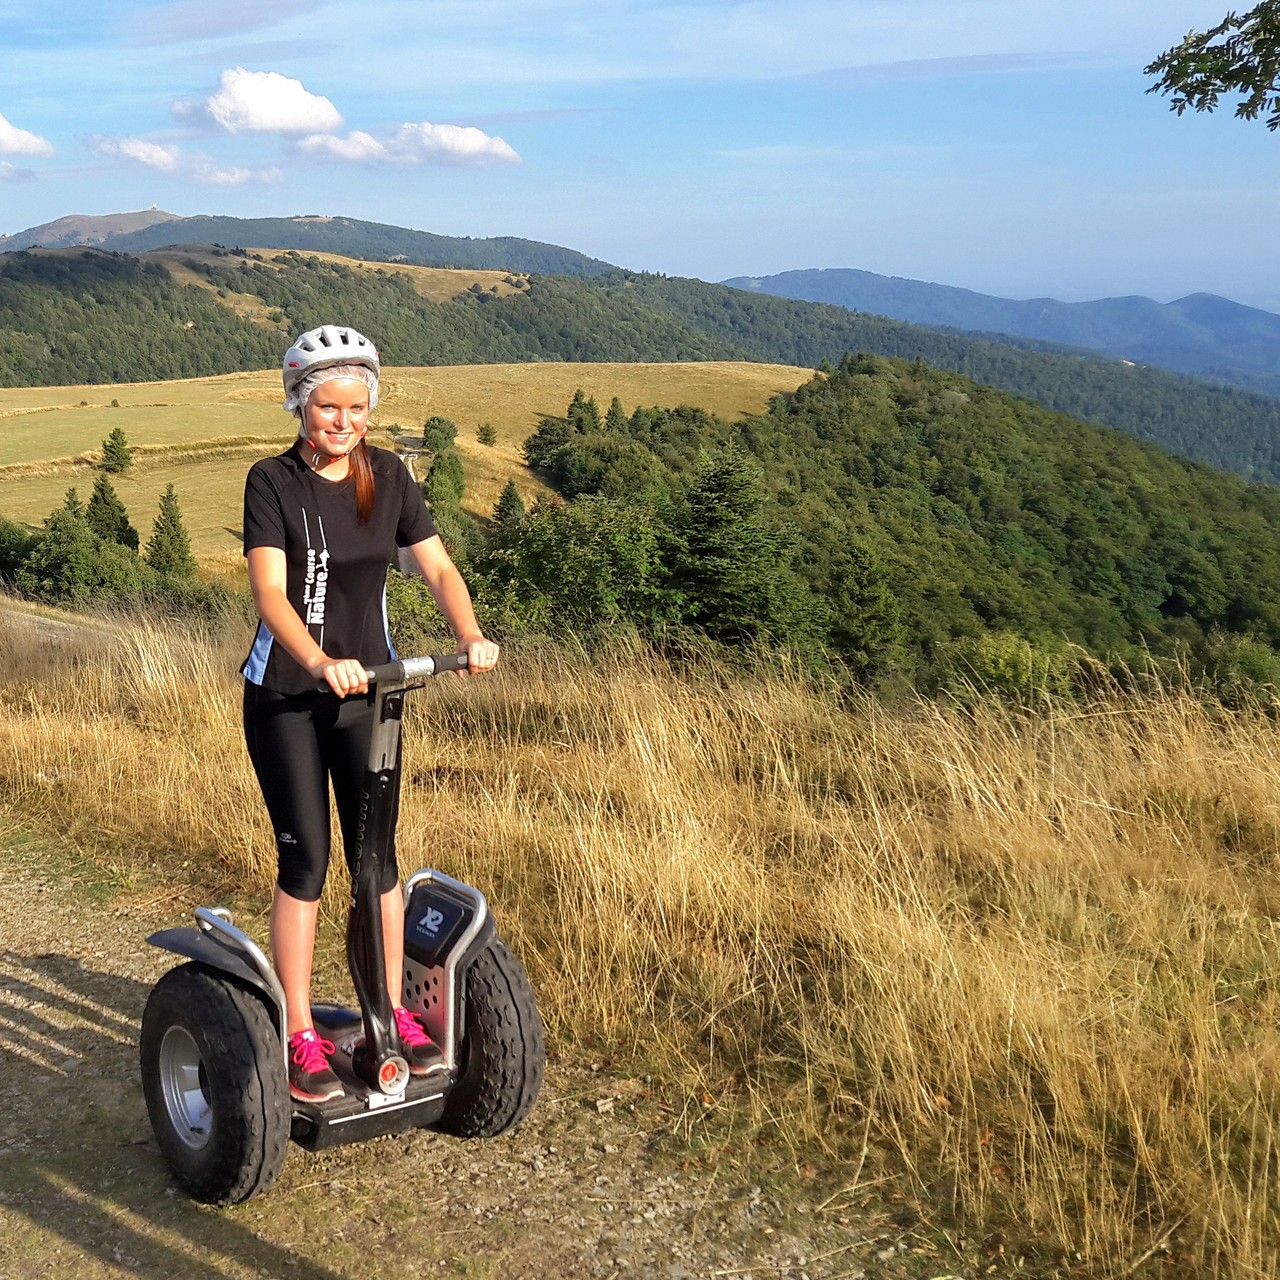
top-left (300, 121), bottom-right (521, 168)
top-left (0, 160), bottom-right (37, 183)
top-left (204, 68), bottom-right (342, 135)
top-left (299, 130), bottom-right (389, 162)
top-left (91, 136), bottom-right (182, 172)
top-left (89, 134), bottom-right (281, 184)
top-left (394, 122), bottom-right (521, 167)
top-left (0, 111), bottom-right (54, 157)
top-left (199, 161), bottom-right (284, 185)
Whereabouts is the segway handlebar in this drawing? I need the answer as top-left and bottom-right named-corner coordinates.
top-left (316, 652), bottom-right (470, 693)
top-left (366, 651), bottom-right (470, 684)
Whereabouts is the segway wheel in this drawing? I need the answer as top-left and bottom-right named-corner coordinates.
top-left (436, 935), bottom-right (545, 1138)
top-left (140, 962), bottom-right (290, 1205)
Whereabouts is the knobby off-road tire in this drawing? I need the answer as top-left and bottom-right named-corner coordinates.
top-left (435, 935), bottom-right (545, 1138)
top-left (140, 962), bottom-right (290, 1205)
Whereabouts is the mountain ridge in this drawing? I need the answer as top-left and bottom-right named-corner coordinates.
top-left (6, 209), bottom-right (1275, 397)
top-left (0, 208), bottom-right (179, 251)
top-left (722, 267), bottom-right (1280, 398)
top-left (0, 210), bottom-right (617, 278)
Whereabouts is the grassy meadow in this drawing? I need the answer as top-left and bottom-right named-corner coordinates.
top-left (0, 360), bottom-right (811, 556)
top-left (2, 611), bottom-right (1279, 1276)
top-left (144, 245), bottom-right (533, 306)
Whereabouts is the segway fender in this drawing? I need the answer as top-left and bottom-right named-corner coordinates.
top-left (146, 912), bottom-right (287, 1060)
top-left (146, 927), bottom-right (271, 999)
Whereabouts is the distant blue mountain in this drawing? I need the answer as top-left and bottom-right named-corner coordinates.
top-left (722, 268), bottom-right (1280, 399)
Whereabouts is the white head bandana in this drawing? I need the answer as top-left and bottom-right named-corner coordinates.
top-left (284, 363), bottom-right (380, 420)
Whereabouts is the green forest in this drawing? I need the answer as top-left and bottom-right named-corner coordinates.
top-left (399, 356), bottom-right (1280, 700)
top-left (5, 352), bottom-right (1280, 700)
top-left (5, 247), bottom-right (1280, 483)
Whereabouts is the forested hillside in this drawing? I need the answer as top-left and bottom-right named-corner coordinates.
top-left (634, 276), bottom-right (1280, 480)
top-left (494, 356), bottom-right (1280, 694)
top-left (6, 246), bottom-right (1280, 483)
top-left (0, 250), bottom-right (281, 383)
top-left (722, 267), bottom-right (1280, 398)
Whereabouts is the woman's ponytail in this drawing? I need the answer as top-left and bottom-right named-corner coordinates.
top-left (350, 438), bottom-right (376, 524)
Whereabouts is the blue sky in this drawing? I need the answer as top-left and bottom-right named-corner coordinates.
top-left (3, 1), bottom-right (1279, 311)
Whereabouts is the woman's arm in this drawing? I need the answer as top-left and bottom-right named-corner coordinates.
top-left (246, 545), bottom-right (370, 696)
top-left (404, 535), bottom-right (500, 674)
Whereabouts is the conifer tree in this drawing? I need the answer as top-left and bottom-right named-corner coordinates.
top-left (567, 389), bottom-right (601, 433)
top-left (424, 449), bottom-right (465, 509)
top-left (604, 396), bottom-right (629, 434)
top-left (145, 484), bottom-right (196, 578)
top-left (86, 473), bottom-right (139, 551)
top-left (665, 447), bottom-right (817, 644)
top-left (62, 487), bottom-right (84, 518)
top-left (493, 478), bottom-right (526, 526)
top-left (102, 426), bottom-right (133, 474)
top-left (422, 415), bottom-right (458, 455)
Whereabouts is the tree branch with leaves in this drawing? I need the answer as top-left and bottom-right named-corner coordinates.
top-left (1146, 2), bottom-right (1280, 129)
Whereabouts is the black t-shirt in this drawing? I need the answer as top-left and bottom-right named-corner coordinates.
top-left (240, 442), bottom-right (437, 694)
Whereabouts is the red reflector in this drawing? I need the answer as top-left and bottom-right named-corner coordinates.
top-left (288, 361), bottom-right (301, 367)
top-left (380, 1062), bottom-right (398, 1084)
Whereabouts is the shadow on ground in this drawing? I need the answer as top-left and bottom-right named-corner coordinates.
top-left (0, 948), bottom-right (348, 1280)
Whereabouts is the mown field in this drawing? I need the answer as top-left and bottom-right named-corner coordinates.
top-left (0, 360), bottom-right (811, 558)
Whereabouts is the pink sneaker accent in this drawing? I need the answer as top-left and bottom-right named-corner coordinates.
top-left (394, 1006), bottom-right (443, 1076)
top-left (287, 1028), bottom-right (342, 1102)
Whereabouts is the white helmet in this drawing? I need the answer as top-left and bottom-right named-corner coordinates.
top-left (282, 325), bottom-right (379, 398)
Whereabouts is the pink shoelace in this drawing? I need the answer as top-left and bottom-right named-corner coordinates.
top-left (394, 1006), bottom-right (433, 1047)
top-left (289, 1028), bottom-right (336, 1071)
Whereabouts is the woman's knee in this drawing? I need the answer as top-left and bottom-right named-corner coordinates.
top-left (276, 844), bottom-right (328, 901)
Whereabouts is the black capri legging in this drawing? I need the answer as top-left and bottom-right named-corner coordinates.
top-left (243, 681), bottom-right (402, 901)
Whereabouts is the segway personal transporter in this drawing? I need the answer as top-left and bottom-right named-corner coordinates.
top-left (139, 654), bottom-right (545, 1205)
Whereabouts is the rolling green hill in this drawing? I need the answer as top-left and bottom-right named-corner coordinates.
top-left (5, 246), bottom-right (1280, 483)
top-left (502, 355), bottom-right (1280, 693)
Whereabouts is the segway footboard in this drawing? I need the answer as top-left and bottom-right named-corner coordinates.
top-left (290, 871), bottom-right (497, 1150)
top-left (287, 1016), bottom-right (450, 1150)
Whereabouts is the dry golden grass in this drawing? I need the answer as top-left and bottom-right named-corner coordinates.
top-left (142, 246), bottom-right (530, 304)
top-left (0, 361), bottom-right (810, 553)
top-left (1, 613), bottom-right (1278, 1273)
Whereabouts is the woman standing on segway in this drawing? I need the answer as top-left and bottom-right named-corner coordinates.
top-left (241, 324), bottom-right (499, 1104)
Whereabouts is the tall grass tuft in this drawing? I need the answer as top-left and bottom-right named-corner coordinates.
top-left (1, 612), bottom-right (1278, 1274)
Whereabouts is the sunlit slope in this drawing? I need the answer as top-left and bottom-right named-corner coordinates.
top-left (9, 244), bottom-right (1280, 481)
top-left (0, 360), bottom-right (811, 555)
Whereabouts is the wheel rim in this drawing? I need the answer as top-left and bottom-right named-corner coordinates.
top-left (157, 1024), bottom-right (213, 1151)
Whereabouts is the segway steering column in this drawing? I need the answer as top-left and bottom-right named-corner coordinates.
top-left (344, 652), bottom-right (469, 1095)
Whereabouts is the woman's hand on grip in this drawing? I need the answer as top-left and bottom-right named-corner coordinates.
top-left (311, 656), bottom-right (369, 698)
top-left (458, 634), bottom-right (499, 675)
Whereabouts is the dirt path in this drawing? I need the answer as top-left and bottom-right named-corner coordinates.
top-left (0, 814), bottom-right (954, 1280)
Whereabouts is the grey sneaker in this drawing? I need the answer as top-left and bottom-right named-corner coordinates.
top-left (287, 1028), bottom-right (342, 1102)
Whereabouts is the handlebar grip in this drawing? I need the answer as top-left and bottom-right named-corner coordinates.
top-left (419, 651), bottom-right (470, 676)
top-left (363, 661), bottom-right (406, 686)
